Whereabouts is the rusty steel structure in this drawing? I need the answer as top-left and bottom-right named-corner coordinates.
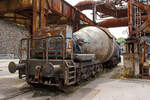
top-left (1, 0), bottom-right (150, 31)
top-left (128, 0), bottom-right (150, 35)
top-left (74, 0), bottom-right (150, 29)
top-left (75, 1), bottom-right (128, 18)
top-left (75, 0), bottom-right (129, 28)
top-left (0, 0), bottom-right (95, 36)
top-left (123, 0), bottom-right (150, 78)
top-left (2, 0), bottom-right (148, 30)
top-left (0, 0), bottom-right (121, 88)
top-left (0, 0), bottom-right (135, 29)
top-left (1, 0), bottom-right (150, 84)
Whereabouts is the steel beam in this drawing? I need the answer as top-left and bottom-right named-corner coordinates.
top-left (46, 0), bottom-right (95, 26)
top-left (75, 1), bottom-right (127, 18)
top-left (0, 0), bottom-right (95, 31)
top-left (0, 0), bottom-right (32, 14)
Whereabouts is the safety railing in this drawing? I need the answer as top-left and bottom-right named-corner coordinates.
top-left (19, 35), bottom-right (73, 60)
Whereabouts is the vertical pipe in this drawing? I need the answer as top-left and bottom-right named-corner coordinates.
top-left (133, 53), bottom-right (135, 76)
top-left (32, 0), bottom-right (40, 36)
top-left (128, 0), bottom-right (133, 36)
top-left (28, 39), bottom-right (31, 59)
top-left (27, 39), bottom-right (29, 59)
top-left (93, 3), bottom-right (96, 23)
top-left (40, 0), bottom-right (46, 27)
top-left (46, 38), bottom-right (48, 61)
top-left (144, 41), bottom-right (146, 62)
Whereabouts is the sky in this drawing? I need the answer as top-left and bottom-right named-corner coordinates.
top-left (65, 0), bottom-right (128, 39)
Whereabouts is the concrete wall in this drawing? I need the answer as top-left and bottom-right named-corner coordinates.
top-left (0, 20), bottom-right (28, 58)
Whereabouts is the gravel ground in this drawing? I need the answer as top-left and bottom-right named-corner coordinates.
top-left (1, 59), bottom-right (150, 100)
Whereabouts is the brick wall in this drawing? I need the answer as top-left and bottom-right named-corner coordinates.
top-left (0, 20), bottom-right (28, 57)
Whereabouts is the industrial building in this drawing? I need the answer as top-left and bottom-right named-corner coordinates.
top-left (0, 0), bottom-right (150, 100)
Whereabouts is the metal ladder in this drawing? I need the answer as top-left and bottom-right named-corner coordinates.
top-left (134, 0), bottom-right (142, 39)
top-left (65, 60), bottom-right (76, 85)
top-left (134, 0), bottom-right (149, 38)
top-left (134, 0), bottom-right (150, 78)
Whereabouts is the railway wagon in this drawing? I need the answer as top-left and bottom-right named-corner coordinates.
top-left (8, 25), bottom-right (120, 88)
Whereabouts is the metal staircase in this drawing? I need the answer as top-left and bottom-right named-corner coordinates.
top-left (65, 60), bottom-right (76, 85)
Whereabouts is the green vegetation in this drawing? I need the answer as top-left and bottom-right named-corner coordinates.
top-left (117, 38), bottom-right (125, 45)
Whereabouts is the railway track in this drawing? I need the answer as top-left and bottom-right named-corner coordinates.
top-left (2, 88), bottom-right (32, 100)
top-left (1, 76), bottom-right (100, 100)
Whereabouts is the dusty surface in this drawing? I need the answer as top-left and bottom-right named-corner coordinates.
top-left (0, 60), bottom-right (150, 100)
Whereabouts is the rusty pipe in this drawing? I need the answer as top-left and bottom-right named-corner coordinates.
top-left (98, 15), bottom-right (148, 28)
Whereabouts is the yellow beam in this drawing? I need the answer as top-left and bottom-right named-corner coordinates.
top-left (0, 0), bottom-right (32, 14)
